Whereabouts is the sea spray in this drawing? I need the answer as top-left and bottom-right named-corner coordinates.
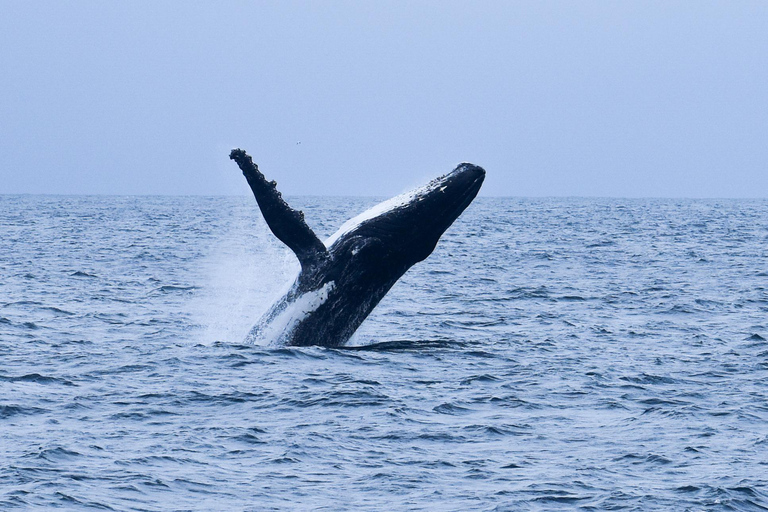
top-left (188, 198), bottom-right (299, 345)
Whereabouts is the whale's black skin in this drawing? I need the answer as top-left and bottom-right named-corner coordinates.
top-left (230, 149), bottom-right (485, 347)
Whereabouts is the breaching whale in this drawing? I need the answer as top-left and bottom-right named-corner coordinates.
top-left (230, 149), bottom-right (485, 347)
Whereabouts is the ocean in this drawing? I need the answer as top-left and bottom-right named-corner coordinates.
top-left (1, 195), bottom-right (767, 511)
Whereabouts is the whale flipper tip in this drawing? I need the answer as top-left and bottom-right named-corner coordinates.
top-left (229, 148), bottom-right (248, 161)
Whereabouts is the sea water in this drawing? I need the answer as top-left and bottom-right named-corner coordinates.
top-left (1, 195), bottom-right (767, 511)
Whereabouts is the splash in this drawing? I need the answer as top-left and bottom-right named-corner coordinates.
top-left (189, 200), bottom-right (299, 345)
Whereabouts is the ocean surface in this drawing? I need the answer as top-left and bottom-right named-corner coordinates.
top-left (1, 195), bottom-right (767, 511)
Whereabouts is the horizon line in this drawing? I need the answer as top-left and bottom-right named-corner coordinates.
top-left (1, 193), bottom-right (767, 201)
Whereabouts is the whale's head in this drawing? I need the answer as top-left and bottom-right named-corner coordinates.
top-left (326, 163), bottom-right (485, 267)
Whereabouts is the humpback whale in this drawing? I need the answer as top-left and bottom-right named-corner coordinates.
top-left (230, 149), bottom-right (485, 347)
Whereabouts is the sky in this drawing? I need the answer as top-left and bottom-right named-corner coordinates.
top-left (1, 1), bottom-right (767, 197)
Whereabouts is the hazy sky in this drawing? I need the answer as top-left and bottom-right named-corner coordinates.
top-left (1, 1), bottom-right (767, 197)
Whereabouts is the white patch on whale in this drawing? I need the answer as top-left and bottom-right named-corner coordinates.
top-left (324, 174), bottom-right (448, 248)
top-left (245, 280), bottom-right (336, 346)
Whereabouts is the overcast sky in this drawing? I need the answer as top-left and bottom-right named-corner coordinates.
top-left (1, 1), bottom-right (766, 197)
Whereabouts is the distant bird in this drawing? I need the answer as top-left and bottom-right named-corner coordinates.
top-left (296, 141), bottom-right (301, 145)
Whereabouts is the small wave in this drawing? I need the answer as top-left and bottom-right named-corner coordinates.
top-left (586, 240), bottom-right (616, 248)
top-left (185, 390), bottom-right (265, 405)
top-left (466, 350), bottom-right (500, 359)
top-left (507, 286), bottom-right (550, 299)
top-left (231, 433), bottom-right (267, 445)
top-left (131, 455), bottom-right (205, 466)
top-left (695, 298), bottom-right (724, 308)
top-left (442, 318), bottom-right (505, 329)
top-left (460, 374), bottom-right (501, 385)
top-left (157, 285), bottom-right (198, 293)
top-left (0, 404), bottom-right (47, 418)
top-left (2, 300), bottom-right (43, 307)
top-left (282, 390), bottom-right (388, 408)
top-left (0, 373), bottom-right (75, 386)
top-left (60, 339), bottom-right (93, 345)
top-left (39, 306), bottom-right (75, 316)
top-left (90, 313), bottom-right (128, 325)
top-left (646, 454), bottom-right (673, 465)
top-left (137, 392), bottom-right (170, 399)
top-left (270, 456), bottom-right (300, 464)
top-left (463, 424), bottom-right (531, 436)
top-left (417, 432), bottom-right (464, 442)
top-left (616, 453), bottom-right (673, 465)
top-left (54, 492), bottom-right (115, 510)
top-left (269, 347), bottom-right (328, 359)
top-left (70, 271), bottom-right (98, 278)
top-left (90, 364), bottom-right (154, 376)
top-left (727, 486), bottom-right (763, 498)
top-left (0, 497), bottom-right (30, 508)
top-left (488, 396), bottom-right (531, 408)
top-left (109, 412), bottom-right (149, 420)
top-left (433, 402), bottom-right (471, 415)
top-left (34, 447), bottom-right (82, 461)
top-left (638, 397), bottom-right (689, 406)
top-left (620, 373), bottom-right (678, 385)
top-left (531, 494), bottom-right (588, 503)
top-left (598, 399), bottom-right (630, 410)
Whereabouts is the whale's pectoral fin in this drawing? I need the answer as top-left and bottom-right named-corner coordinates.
top-left (230, 149), bottom-right (329, 271)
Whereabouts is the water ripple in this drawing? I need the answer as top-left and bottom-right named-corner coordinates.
top-left (1, 196), bottom-right (767, 510)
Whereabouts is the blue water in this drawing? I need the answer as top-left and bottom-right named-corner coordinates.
top-left (1, 195), bottom-right (767, 511)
